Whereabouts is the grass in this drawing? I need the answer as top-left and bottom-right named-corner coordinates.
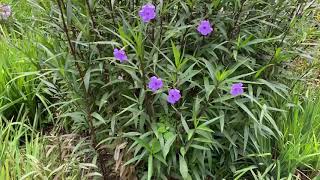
top-left (0, 1), bottom-right (76, 179)
top-left (233, 91), bottom-right (320, 179)
top-left (0, 112), bottom-right (90, 179)
top-left (0, 0), bottom-right (52, 127)
top-left (277, 93), bottom-right (320, 177)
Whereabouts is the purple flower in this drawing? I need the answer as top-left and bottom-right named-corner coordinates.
top-left (113, 48), bottom-right (128, 63)
top-left (230, 83), bottom-right (244, 96)
top-left (148, 76), bottom-right (163, 92)
top-left (167, 89), bottom-right (181, 105)
top-left (0, 4), bottom-right (11, 20)
top-left (197, 20), bottom-right (214, 36)
top-left (139, 3), bottom-right (156, 23)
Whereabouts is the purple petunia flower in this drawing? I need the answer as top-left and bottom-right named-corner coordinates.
top-left (148, 76), bottom-right (163, 92)
top-left (230, 83), bottom-right (244, 96)
top-left (167, 89), bottom-right (181, 105)
top-left (113, 48), bottom-right (128, 63)
top-left (197, 20), bottom-right (214, 36)
top-left (0, 4), bottom-right (11, 20)
top-left (139, 3), bottom-right (156, 23)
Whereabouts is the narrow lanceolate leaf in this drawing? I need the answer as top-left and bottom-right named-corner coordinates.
top-left (196, 125), bottom-right (214, 132)
top-left (148, 154), bottom-right (153, 180)
top-left (171, 41), bottom-right (181, 69)
top-left (199, 115), bottom-right (223, 127)
top-left (132, 137), bottom-right (152, 152)
top-left (204, 77), bottom-right (215, 101)
top-left (179, 155), bottom-right (189, 179)
top-left (203, 59), bottom-right (216, 81)
top-left (190, 144), bottom-right (210, 151)
top-left (91, 112), bottom-right (106, 124)
top-left (235, 101), bottom-right (258, 123)
top-left (84, 69), bottom-right (91, 92)
top-left (163, 134), bottom-right (177, 159)
top-left (181, 115), bottom-right (190, 132)
top-left (66, 0), bottom-right (72, 26)
top-left (243, 125), bottom-right (249, 152)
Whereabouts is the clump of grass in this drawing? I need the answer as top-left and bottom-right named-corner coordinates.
top-left (276, 93), bottom-right (320, 177)
top-left (0, 3), bottom-right (52, 128)
top-left (0, 107), bottom-right (101, 179)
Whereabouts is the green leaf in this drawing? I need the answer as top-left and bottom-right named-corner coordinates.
top-left (171, 41), bottom-right (181, 69)
top-left (219, 113), bottom-right (225, 132)
top-left (234, 165), bottom-right (258, 180)
top-left (196, 125), bottom-right (214, 132)
top-left (153, 153), bottom-right (168, 165)
top-left (179, 155), bottom-right (189, 179)
top-left (164, 131), bottom-right (174, 140)
top-left (148, 154), bottom-right (153, 180)
top-left (190, 144), bottom-right (210, 151)
top-left (244, 35), bottom-right (282, 47)
top-left (235, 101), bottom-right (258, 123)
top-left (243, 125), bottom-right (249, 152)
top-left (204, 77), bottom-right (215, 100)
top-left (124, 154), bottom-right (144, 166)
top-left (258, 79), bottom-right (287, 98)
top-left (178, 64), bottom-right (201, 86)
top-left (84, 69), bottom-right (91, 92)
top-left (111, 0), bottom-right (115, 8)
top-left (181, 115), bottom-right (190, 132)
top-left (163, 134), bottom-right (176, 159)
top-left (180, 147), bottom-right (186, 157)
top-left (157, 123), bottom-right (167, 133)
top-left (66, 0), bottom-right (72, 26)
top-left (255, 64), bottom-right (274, 79)
top-left (187, 129), bottom-right (195, 140)
top-left (151, 139), bottom-right (161, 154)
top-left (203, 60), bottom-right (216, 81)
top-left (132, 137), bottom-right (151, 152)
top-left (91, 112), bottom-right (107, 125)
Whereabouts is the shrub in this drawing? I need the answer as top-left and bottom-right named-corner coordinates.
top-left (31, 0), bottom-right (318, 179)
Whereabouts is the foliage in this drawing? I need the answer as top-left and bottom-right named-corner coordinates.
top-left (0, 0), bottom-right (320, 179)
top-left (0, 110), bottom-right (100, 179)
top-left (0, 2), bottom-right (51, 128)
top-left (273, 87), bottom-right (320, 178)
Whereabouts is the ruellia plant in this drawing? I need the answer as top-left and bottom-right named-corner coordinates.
top-left (31, 0), bottom-right (318, 179)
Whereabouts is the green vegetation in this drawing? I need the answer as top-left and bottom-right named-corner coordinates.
top-left (274, 92), bottom-right (320, 177)
top-left (0, 0), bottom-right (319, 179)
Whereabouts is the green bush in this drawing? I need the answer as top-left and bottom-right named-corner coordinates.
top-left (30, 0), bottom-right (319, 179)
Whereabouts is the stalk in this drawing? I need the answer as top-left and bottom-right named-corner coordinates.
top-left (85, 0), bottom-right (97, 29)
top-left (108, 0), bottom-right (117, 29)
top-left (56, 0), bottom-right (84, 79)
top-left (56, 0), bottom-right (108, 178)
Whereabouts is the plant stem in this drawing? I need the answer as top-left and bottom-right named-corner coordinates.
top-left (108, 0), bottom-right (117, 29)
top-left (268, 2), bottom-right (302, 64)
top-left (85, 94), bottom-right (109, 179)
top-left (56, 0), bottom-right (84, 79)
top-left (137, 34), bottom-right (154, 119)
top-left (57, 0), bottom-right (108, 178)
top-left (85, 0), bottom-right (97, 29)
